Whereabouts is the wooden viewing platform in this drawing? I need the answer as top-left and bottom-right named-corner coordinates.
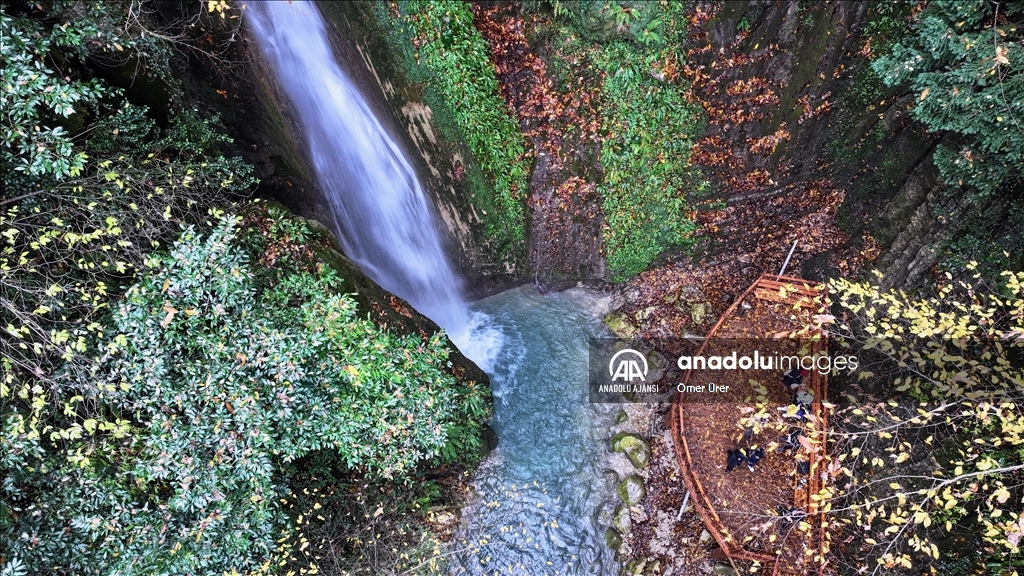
top-left (669, 274), bottom-right (831, 575)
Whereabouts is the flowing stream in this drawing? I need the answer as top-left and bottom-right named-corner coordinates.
top-left (454, 287), bottom-right (616, 574)
top-left (248, 2), bottom-right (615, 573)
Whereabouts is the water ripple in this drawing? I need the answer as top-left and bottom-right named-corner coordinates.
top-left (451, 287), bottom-right (617, 575)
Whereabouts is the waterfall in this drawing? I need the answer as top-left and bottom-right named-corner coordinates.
top-left (247, 0), bottom-right (497, 368)
top-left (248, 5), bottom-right (617, 573)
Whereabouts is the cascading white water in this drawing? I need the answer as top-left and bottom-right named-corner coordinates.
top-left (248, 4), bottom-right (617, 573)
top-left (247, 0), bottom-right (498, 369)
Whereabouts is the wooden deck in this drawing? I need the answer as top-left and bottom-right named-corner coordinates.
top-left (669, 274), bottom-right (831, 575)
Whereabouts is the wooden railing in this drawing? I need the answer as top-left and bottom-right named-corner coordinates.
top-left (668, 273), bottom-right (830, 575)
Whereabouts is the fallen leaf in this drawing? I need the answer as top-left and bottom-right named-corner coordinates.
top-left (995, 45), bottom-right (1010, 65)
top-left (160, 304), bottom-right (177, 327)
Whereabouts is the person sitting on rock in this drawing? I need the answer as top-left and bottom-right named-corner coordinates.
top-left (727, 448), bottom-right (746, 472)
top-left (746, 446), bottom-right (765, 472)
top-left (782, 368), bottom-right (806, 390)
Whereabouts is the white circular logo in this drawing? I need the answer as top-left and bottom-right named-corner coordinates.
top-left (609, 348), bottom-right (649, 382)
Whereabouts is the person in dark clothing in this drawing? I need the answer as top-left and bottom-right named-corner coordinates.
top-left (746, 446), bottom-right (765, 472)
top-left (727, 448), bottom-right (746, 472)
top-left (795, 389), bottom-right (814, 406)
top-left (780, 402), bottom-right (811, 421)
top-left (796, 460), bottom-right (811, 475)
top-left (777, 427), bottom-right (803, 453)
top-left (782, 368), bottom-right (806, 390)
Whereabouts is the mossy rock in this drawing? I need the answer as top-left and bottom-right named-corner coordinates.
top-left (610, 432), bottom-right (651, 469)
top-left (634, 305), bottom-right (657, 324)
top-left (617, 475), bottom-right (645, 505)
top-left (615, 408), bottom-right (629, 424)
top-left (624, 558), bottom-right (648, 575)
top-left (604, 310), bottom-right (638, 339)
top-left (612, 504), bottom-right (632, 535)
top-left (690, 302), bottom-right (707, 325)
top-left (605, 527), bottom-right (623, 550)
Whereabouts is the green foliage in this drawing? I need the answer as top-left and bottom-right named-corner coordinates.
top-left (276, 456), bottom-right (456, 575)
top-left (2, 214), bottom-right (488, 574)
top-left (3, 4), bottom-right (488, 574)
top-left (1, 2), bottom-right (490, 575)
top-left (1, 4), bottom-right (255, 395)
top-left (1, 9), bottom-right (108, 178)
top-left (547, 1), bottom-right (661, 45)
top-left (861, 1), bottom-right (914, 58)
top-left (873, 0), bottom-right (1024, 197)
top-left (389, 0), bottom-right (530, 256)
top-left (940, 206), bottom-right (1024, 279)
top-left (571, 2), bottom-right (700, 280)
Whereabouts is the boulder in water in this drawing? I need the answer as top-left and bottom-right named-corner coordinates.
top-left (615, 408), bottom-right (629, 424)
top-left (618, 475), bottom-right (646, 505)
top-left (624, 559), bottom-right (645, 574)
top-left (605, 527), bottom-right (623, 550)
top-left (611, 432), bottom-right (651, 469)
top-left (604, 310), bottom-right (638, 339)
top-left (613, 504), bottom-right (632, 535)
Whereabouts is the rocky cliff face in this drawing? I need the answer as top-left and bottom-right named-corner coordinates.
top-left (688, 0), bottom-right (1019, 289)
top-left (168, 0), bottom-right (1013, 295)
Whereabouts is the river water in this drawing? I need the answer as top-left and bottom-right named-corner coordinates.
top-left (247, 2), bottom-right (616, 574)
top-left (453, 287), bottom-right (617, 575)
